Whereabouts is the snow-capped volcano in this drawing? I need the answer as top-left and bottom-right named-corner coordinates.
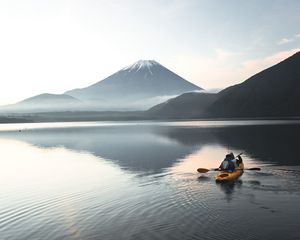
top-left (65, 60), bottom-right (202, 110)
top-left (122, 60), bottom-right (160, 72)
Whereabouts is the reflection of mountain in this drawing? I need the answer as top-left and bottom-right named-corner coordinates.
top-left (0, 125), bottom-right (198, 174)
top-left (163, 124), bottom-right (300, 166)
top-left (0, 123), bottom-right (299, 175)
top-left (217, 125), bottom-right (300, 165)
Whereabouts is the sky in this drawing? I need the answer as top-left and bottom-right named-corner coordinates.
top-left (0, 0), bottom-right (300, 105)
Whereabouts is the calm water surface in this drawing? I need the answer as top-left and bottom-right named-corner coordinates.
top-left (0, 120), bottom-right (300, 240)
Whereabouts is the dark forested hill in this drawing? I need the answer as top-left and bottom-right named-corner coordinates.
top-left (207, 52), bottom-right (300, 117)
top-left (147, 92), bottom-right (217, 119)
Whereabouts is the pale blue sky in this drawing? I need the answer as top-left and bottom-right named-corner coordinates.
top-left (0, 0), bottom-right (300, 105)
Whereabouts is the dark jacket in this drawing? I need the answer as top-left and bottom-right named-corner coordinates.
top-left (219, 154), bottom-right (235, 171)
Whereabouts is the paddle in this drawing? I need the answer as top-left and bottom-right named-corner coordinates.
top-left (246, 167), bottom-right (261, 171)
top-left (197, 167), bottom-right (261, 173)
top-left (197, 168), bottom-right (219, 173)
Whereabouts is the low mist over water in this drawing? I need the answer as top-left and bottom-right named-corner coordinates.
top-left (0, 121), bottom-right (300, 240)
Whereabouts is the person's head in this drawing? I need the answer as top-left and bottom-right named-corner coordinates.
top-left (226, 153), bottom-right (234, 158)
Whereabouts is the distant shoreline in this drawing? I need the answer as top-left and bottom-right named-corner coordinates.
top-left (1, 111), bottom-right (300, 124)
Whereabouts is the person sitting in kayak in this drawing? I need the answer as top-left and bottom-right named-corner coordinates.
top-left (236, 155), bottom-right (243, 166)
top-left (219, 153), bottom-right (236, 171)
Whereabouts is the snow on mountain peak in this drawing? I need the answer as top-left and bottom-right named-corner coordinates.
top-left (123, 60), bottom-right (160, 72)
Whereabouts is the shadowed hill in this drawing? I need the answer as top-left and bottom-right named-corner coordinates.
top-left (207, 51), bottom-right (300, 118)
top-left (148, 51), bottom-right (300, 119)
top-left (146, 92), bottom-right (217, 119)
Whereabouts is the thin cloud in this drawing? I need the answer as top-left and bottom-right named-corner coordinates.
top-left (240, 48), bottom-right (300, 76)
top-left (277, 38), bottom-right (294, 45)
top-left (172, 48), bottom-right (300, 89)
top-left (215, 49), bottom-right (237, 61)
top-left (169, 49), bottom-right (241, 89)
top-left (296, 33), bottom-right (300, 38)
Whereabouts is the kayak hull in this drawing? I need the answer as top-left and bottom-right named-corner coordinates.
top-left (215, 163), bottom-right (244, 182)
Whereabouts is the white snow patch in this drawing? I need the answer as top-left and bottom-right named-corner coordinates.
top-left (122, 60), bottom-right (160, 73)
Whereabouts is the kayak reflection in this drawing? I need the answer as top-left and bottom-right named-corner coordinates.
top-left (217, 179), bottom-right (243, 202)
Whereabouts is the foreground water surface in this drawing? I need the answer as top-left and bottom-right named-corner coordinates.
top-left (0, 120), bottom-right (299, 240)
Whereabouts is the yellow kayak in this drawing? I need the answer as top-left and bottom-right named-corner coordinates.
top-left (215, 163), bottom-right (244, 182)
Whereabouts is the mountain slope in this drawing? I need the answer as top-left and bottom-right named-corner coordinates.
top-left (20, 93), bottom-right (80, 105)
top-left (147, 92), bottom-right (217, 119)
top-left (1, 93), bottom-right (82, 112)
top-left (208, 51), bottom-right (300, 118)
top-left (65, 60), bottom-right (202, 110)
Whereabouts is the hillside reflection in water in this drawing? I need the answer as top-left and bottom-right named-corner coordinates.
top-left (0, 121), bottom-right (300, 240)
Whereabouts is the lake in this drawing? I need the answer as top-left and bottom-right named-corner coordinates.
top-left (0, 120), bottom-right (300, 240)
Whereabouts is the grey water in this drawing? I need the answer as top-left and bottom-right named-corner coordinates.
top-left (0, 120), bottom-right (300, 240)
